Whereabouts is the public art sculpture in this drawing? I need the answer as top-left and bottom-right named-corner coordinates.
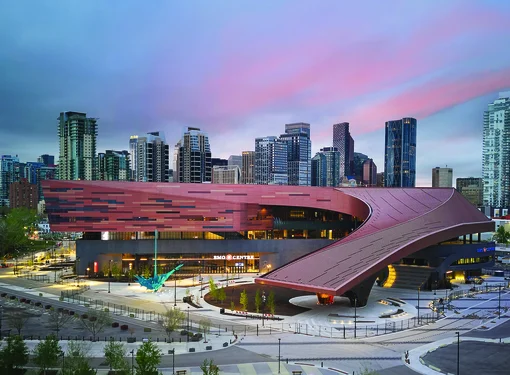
top-left (135, 263), bottom-right (183, 291)
top-left (135, 229), bottom-right (184, 291)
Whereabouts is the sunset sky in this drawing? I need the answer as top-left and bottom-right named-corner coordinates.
top-left (1, 0), bottom-right (510, 186)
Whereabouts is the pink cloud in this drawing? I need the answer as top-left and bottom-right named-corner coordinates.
top-left (347, 67), bottom-right (510, 133)
top-left (200, 3), bottom-right (510, 125)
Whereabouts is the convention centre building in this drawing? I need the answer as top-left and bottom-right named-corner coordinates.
top-left (43, 181), bottom-right (495, 306)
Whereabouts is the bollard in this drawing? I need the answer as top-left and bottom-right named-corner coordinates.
top-left (257, 324), bottom-right (259, 336)
top-left (286, 358), bottom-right (288, 364)
top-left (321, 362), bottom-right (323, 368)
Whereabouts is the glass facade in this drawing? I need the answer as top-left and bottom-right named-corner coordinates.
top-left (384, 117), bottom-right (417, 187)
top-left (280, 123), bottom-right (311, 186)
top-left (255, 136), bottom-right (288, 185)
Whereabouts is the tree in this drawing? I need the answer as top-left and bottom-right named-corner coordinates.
top-left (48, 307), bottom-right (74, 336)
top-left (254, 289), bottom-right (262, 313)
top-left (199, 318), bottom-right (212, 343)
top-left (111, 261), bottom-right (122, 281)
top-left (104, 340), bottom-right (129, 374)
top-left (200, 359), bottom-right (220, 375)
top-left (217, 287), bottom-right (227, 303)
top-left (33, 334), bottom-right (62, 375)
top-left (240, 289), bottom-right (248, 312)
top-left (62, 341), bottom-right (96, 375)
top-left (80, 308), bottom-right (112, 341)
top-left (0, 208), bottom-right (37, 258)
top-left (141, 265), bottom-right (151, 279)
top-left (267, 291), bottom-right (276, 315)
top-left (161, 308), bottom-right (185, 339)
top-left (6, 310), bottom-right (30, 336)
top-left (135, 340), bottom-right (162, 375)
top-left (0, 335), bottom-right (29, 372)
top-left (230, 301), bottom-right (235, 312)
top-left (493, 225), bottom-right (510, 246)
top-left (208, 277), bottom-right (218, 300)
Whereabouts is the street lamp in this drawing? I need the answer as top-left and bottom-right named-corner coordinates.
top-left (455, 331), bottom-right (460, 375)
top-left (278, 338), bottom-right (281, 373)
top-left (60, 351), bottom-right (65, 373)
top-left (498, 284), bottom-right (502, 319)
top-left (130, 349), bottom-right (135, 375)
top-left (354, 297), bottom-right (358, 338)
top-left (76, 257), bottom-right (80, 287)
top-left (170, 348), bottom-right (175, 375)
top-left (108, 259), bottom-right (112, 293)
top-left (187, 306), bottom-right (190, 342)
top-left (174, 269), bottom-right (177, 307)
top-left (262, 291), bottom-right (266, 327)
top-left (417, 286), bottom-right (421, 324)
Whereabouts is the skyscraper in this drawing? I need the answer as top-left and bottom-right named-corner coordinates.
top-left (483, 94), bottom-right (510, 208)
top-left (228, 155), bottom-right (242, 169)
top-left (279, 123), bottom-right (311, 186)
top-left (332, 122), bottom-right (354, 178)
top-left (174, 127), bottom-right (212, 183)
top-left (38, 154), bottom-right (55, 166)
top-left (213, 165), bottom-right (241, 184)
top-left (456, 177), bottom-right (483, 207)
top-left (255, 136), bottom-right (288, 185)
top-left (130, 131), bottom-right (169, 182)
top-left (0, 154), bottom-right (21, 207)
top-left (58, 111), bottom-right (98, 181)
top-left (98, 150), bottom-right (131, 181)
top-left (311, 147), bottom-right (340, 187)
top-left (362, 159), bottom-right (377, 187)
top-left (241, 151), bottom-right (255, 184)
top-left (384, 117), bottom-right (417, 187)
top-left (432, 167), bottom-right (453, 188)
top-left (353, 152), bottom-right (369, 183)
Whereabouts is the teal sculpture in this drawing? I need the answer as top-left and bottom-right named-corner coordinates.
top-left (135, 229), bottom-right (183, 291)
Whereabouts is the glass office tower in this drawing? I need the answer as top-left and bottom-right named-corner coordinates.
top-left (384, 118), bottom-right (417, 187)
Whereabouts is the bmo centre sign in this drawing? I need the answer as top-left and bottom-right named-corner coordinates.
top-left (213, 254), bottom-right (254, 260)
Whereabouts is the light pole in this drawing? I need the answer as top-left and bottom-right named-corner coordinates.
top-left (278, 338), bottom-right (281, 374)
top-left (354, 297), bottom-right (357, 339)
top-left (76, 257), bottom-right (80, 287)
top-left (170, 348), bottom-right (175, 375)
top-left (262, 291), bottom-right (266, 327)
top-left (455, 331), bottom-right (460, 375)
top-left (498, 284), bottom-right (502, 319)
top-left (108, 259), bottom-right (112, 293)
top-left (60, 351), bottom-right (65, 373)
top-left (130, 349), bottom-right (135, 375)
top-left (187, 306), bottom-right (190, 342)
top-left (174, 269), bottom-right (177, 307)
top-left (0, 305), bottom-right (3, 339)
top-left (417, 286), bottom-right (421, 324)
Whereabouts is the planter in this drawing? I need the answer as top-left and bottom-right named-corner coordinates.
top-left (129, 314), bottom-right (134, 318)
top-left (81, 314), bottom-right (88, 319)
top-left (189, 348), bottom-right (195, 352)
top-left (144, 327), bottom-right (151, 332)
top-left (206, 345), bottom-right (212, 350)
top-left (0, 293), bottom-right (6, 297)
top-left (69, 311), bottom-right (75, 316)
top-left (10, 295), bottom-right (16, 300)
top-left (45, 305), bottom-right (52, 310)
top-left (127, 337), bottom-right (136, 343)
top-left (112, 322), bottom-right (119, 328)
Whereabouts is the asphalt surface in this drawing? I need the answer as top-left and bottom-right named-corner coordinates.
top-left (469, 319), bottom-right (510, 339)
top-left (422, 341), bottom-right (510, 375)
top-left (88, 345), bottom-right (274, 369)
top-left (377, 365), bottom-right (418, 375)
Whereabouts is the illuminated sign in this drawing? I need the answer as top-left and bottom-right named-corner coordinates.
top-left (476, 246), bottom-right (495, 253)
top-left (213, 254), bottom-right (254, 260)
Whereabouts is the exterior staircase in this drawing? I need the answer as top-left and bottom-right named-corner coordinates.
top-left (383, 264), bottom-right (433, 290)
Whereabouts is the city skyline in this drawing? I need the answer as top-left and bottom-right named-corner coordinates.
top-left (1, 1), bottom-right (510, 186)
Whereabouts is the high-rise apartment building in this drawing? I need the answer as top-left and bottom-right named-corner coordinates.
top-left (211, 158), bottom-right (228, 167)
top-left (98, 150), bottom-right (130, 181)
top-left (456, 177), bottom-right (483, 207)
top-left (58, 111), bottom-right (98, 181)
top-left (353, 152), bottom-right (369, 183)
top-left (279, 123), bottom-right (311, 186)
top-left (228, 155), bottom-right (242, 169)
top-left (241, 151), bottom-right (255, 184)
top-left (38, 154), bottom-right (55, 166)
top-left (174, 127), bottom-right (212, 183)
top-left (9, 179), bottom-right (38, 210)
top-left (0, 155), bottom-right (21, 207)
top-left (311, 147), bottom-right (340, 187)
top-left (213, 165), bottom-right (241, 184)
top-left (432, 167), bottom-right (453, 188)
top-left (130, 132), bottom-right (169, 182)
top-left (384, 117), bottom-right (417, 187)
top-left (362, 159), bottom-right (377, 187)
top-left (255, 136), bottom-right (288, 185)
top-left (332, 122), bottom-right (354, 178)
top-left (483, 94), bottom-right (510, 208)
